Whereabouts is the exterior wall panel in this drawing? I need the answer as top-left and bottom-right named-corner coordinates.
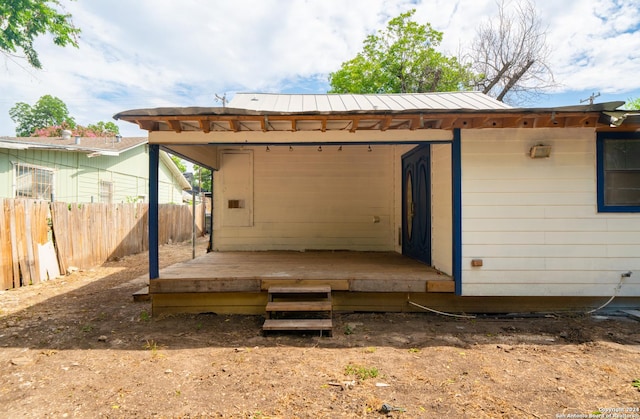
top-left (431, 144), bottom-right (453, 275)
top-left (1, 145), bottom-right (184, 204)
top-left (461, 128), bottom-right (640, 297)
top-left (213, 145), bottom-right (395, 251)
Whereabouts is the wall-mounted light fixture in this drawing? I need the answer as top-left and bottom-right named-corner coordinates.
top-left (529, 144), bottom-right (552, 159)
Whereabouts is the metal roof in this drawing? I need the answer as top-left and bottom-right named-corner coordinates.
top-left (228, 92), bottom-right (513, 112)
top-left (113, 92), bottom-right (637, 135)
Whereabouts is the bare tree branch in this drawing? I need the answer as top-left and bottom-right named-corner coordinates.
top-left (467, 0), bottom-right (556, 104)
top-left (497, 59), bottom-right (533, 101)
top-left (482, 61), bottom-right (511, 94)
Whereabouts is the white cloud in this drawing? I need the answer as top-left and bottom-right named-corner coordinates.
top-left (1, 0), bottom-right (639, 136)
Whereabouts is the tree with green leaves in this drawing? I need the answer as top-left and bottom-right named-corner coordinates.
top-left (10, 94), bottom-right (120, 137)
top-left (84, 121), bottom-right (120, 137)
top-left (0, 0), bottom-right (80, 69)
top-left (626, 98), bottom-right (640, 110)
top-left (9, 94), bottom-right (75, 136)
top-left (329, 10), bottom-right (474, 94)
top-left (193, 165), bottom-right (212, 192)
top-left (170, 155), bottom-right (187, 173)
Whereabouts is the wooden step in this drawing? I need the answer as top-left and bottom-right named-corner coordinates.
top-left (264, 285), bottom-right (333, 336)
top-left (266, 301), bottom-right (332, 312)
top-left (263, 319), bottom-right (332, 332)
top-left (132, 286), bottom-right (150, 302)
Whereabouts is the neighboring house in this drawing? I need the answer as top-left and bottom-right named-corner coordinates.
top-left (114, 92), bottom-right (640, 315)
top-left (0, 136), bottom-right (190, 204)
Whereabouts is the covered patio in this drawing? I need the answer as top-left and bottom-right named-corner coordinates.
top-left (114, 92), bottom-right (636, 317)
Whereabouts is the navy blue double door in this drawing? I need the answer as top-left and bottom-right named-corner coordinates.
top-left (402, 144), bottom-right (431, 265)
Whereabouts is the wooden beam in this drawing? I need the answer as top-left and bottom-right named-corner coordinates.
top-left (351, 279), bottom-right (427, 292)
top-left (199, 119), bottom-right (211, 133)
top-left (478, 116), bottom-right (504, 128)
top-left (167, 119), bottom-right (182, 133)
top-left (410, 115), bottom-right (423, 130)
top-left (427, 280), bottom-right (455, 293)
top-left (137, 120), bottom-right (158, 131)
top-left (533, 115), bottom-right (554, 128)
top-left (261, 279), bottom-right (349, 291)
top-left (392, 119), bottom-right (413, 130)
top-left (350, 118), bottom-right (359, 133)
top-left (563, 115), bottom-right (595, 128)
top-left (151, 278), bottom-right (261, 293)
top-left (437, 118), bottom-right (456, 130)
top-left (501, 116), bottom-right (524, 128)
top-left (120, 110), bottom-right (607, 133)
top-left (518, 117), bottom-right (536, 128)
top-left (380, 116), bottom-right (392, 131)
top-left (152, 293), bottom-right (268, 316)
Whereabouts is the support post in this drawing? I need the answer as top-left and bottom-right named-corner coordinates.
top-left (192, 188), bottom-right (196, 259)
top-left (208, 170), bottom-right (214, 253)
top-left (452, 129), bottom-right (462, 296)
top-left (149, 144), bottom-right (160, 279)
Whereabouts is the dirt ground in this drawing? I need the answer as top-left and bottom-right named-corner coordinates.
top-left (1, 238), bottom-right (640, 418)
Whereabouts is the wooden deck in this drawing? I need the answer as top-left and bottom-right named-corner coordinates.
top-left (151, 251), bottom-right (453, 294)
top-left (148, 251), bottom-right (455, 315)
top-left (146, 251), bottom-right (640, 316)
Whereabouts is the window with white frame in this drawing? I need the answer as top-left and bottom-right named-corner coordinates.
top-left (99, 180), bottom-right (114, 204)
top-left (14, 163), bottom-right (54, 200)
top-left (597, 132), bottom-right (640, 212)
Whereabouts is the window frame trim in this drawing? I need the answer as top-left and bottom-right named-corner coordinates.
top-left (12, 162), bottom-right (56, 201)
top-left (99, 179), bottom-right (115, 204)
top-left (596, 131), bottom-right (640, 213)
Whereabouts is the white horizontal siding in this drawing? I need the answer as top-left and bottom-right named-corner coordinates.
top-left (464, 244), bottom-right (608, 258)
top-left (463, 283), bottom-right (640, 297)
top-left (461, 128), bottom-right (640, 297)
top-left (463, 257), bottom-right (640, 271)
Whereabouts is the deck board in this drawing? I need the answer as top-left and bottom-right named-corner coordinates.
top-left (157, 251), bottom-right (452, 292)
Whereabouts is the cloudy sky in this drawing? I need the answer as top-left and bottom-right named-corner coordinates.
top-left (1, 0), bottom-right (639, 136)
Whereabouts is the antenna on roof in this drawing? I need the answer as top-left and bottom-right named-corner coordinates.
top-left (215, 93), bottom-right (227, 107)
top-left (580, 92), bottom-right (600, 105)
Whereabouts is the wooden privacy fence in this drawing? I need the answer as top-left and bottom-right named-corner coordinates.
top-left (0, 199), bottom-right (57, 290)
top-left (1, 199), bottom-right (204, 290)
